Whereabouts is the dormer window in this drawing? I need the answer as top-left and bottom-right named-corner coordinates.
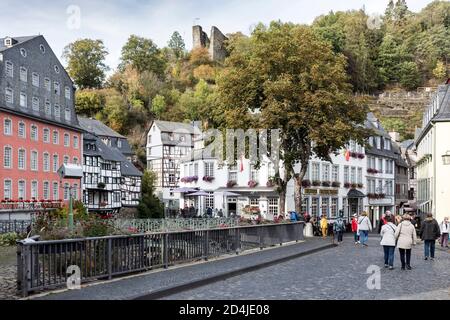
top-left (4, 38), bottom-right (12, 47)
top-left (44, 78), bottom-right (51, 91)
top-left (32, 73), bottom-right (39, 87)
top-left (65, 86), bottom-right (71, 100)
top-left (117, 139), bottom-right (122, 148)
top-left (64, 107), bottom-right (71, 122)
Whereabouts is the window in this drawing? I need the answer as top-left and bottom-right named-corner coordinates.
top-left (64, 133), bottom-right (70, 147)
top-left (18, 149), bottom-right (25, 170)
top-left (32, 73), bottom-right (39, 87)
top-left (376, 137), bottom-right (381, 149)
top-left (53, 155), bottom-right (58, 173)
top-left (40, 44), bottom-right (46, 53)
top-left (54, 82), bottom-right (60, 95)
top-left (378, 158), bottom-right (383, 173)
top-left (73, 136), bottom-right (79, 149)
top-left (4, 119), bottom-right (12, 135)
top-left (31, 125), bottom-right (38, 141)
top-left (357, 167), bottom-right (363, 184)
top-left (73, 157), bottom-right (78, 165)
top-left (117, 139), bottom-right (122, 148)
top-left (322, 164), bottom-right (330, 182)
top-left (228, 164), bottom-right (237, 182)
top-left (53, 182), bottom-right (58, 200)
top-left (65, 87), bottom-right (71, 100)
top-left (205, 192), bottom-right (214, 208)
top-left (54, 105), bottom-right (60, 118)
top-left (301, 197), bottom-right (309, 214)
top-left (194, 163), bottom-right (198, 176)
top-left (4, 180), bottom-right (12, 200)
top-left (250, 165), bottom-right (259, 182)
top-left (44, 78), bottom-right (51, 91)
top-left (32, 97), bottom-right (39, 111)
top-left (113, 191), bottom-right (121, 203)
top-left (43, 153), bottom-right (50, 172)
top-left (205, 162), bottom-right (214, 177)
top-left (43, 182), bottom-right (50, 200)
top-left (18, 180), bottom-right (25, 200)
top-left (64, 107), bottom-right (71, 121)
top-left (19, 67), bottom-right (27, 82)
top-left (53, 131), bottom-right (59, 144)
top-left (351, 167), bottom-right (356, 183)
top-left (331, 198), bottom-right (338, 217)
top-left (20, 48), bottom-right (27, 57)
top-left (384, 138), bottom-right (391, 151)
top-left (321, 197), bottom-right (329, 216)
top-left (20, 92), bottom-right (27, 108)
top-left (332, 165), bottom-right (339, 182)
top-left (5, 88), bottom-right (13, 103)
top-left (344, 166), bottom-right (349, 183)
top-left (5, 61), bottom-right (13, 77)
top-left (31, 181), bottom-right (38, 199)
top-left (31, 151), bottom-right (38, 171)
top-left (54, 65), bottom-right (60, 74)
top-left (312, 162), bottom-right (320, 181)
top-left (18, 122), bottom-right (25, 138)
top-left (73, 184), bottom-right (78, 200)
top-left (64, 183), bottom-right (69, 200)
top-left (43, 128), bottom-right (50, 143)
top-left (268, 198), bottom-right (279, 215)
top-left (64, 156), bottom-right (69, 165)
top-left (44, 100), bottom-right (51, 115)
top-left (249, 197), bottom-right (260, 206)
top-left (311, 198), bottom-right (319, 216)
top-left (4, 146), bottom-right (12, 168)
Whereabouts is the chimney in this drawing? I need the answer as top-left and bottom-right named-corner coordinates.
top-left (389, 131), bottom-right (400, 142)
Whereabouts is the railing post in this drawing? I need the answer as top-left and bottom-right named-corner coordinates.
top-left (204, 230), bottom-right (209, 261)
top-left (17, 243), bottom-right (30, 297)
top-left (163, 233), bottom-right (169, 269)
top-left (107, 238), bottom-right (112, 280)
top-left (235, 228), bottom-right (240, 255)
top-left (258, 227), bottom-right (264, 250)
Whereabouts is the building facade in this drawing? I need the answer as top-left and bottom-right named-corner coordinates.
top-left (415, 82), bottom-right (450, 223)
top-left (0, 36), bottom-right (82, 218)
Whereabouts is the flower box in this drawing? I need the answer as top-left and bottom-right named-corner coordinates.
top-left (367, 168), bottom-right (379, 174)
top-left (226, 180), bottom-right (237, 188)
top-left (181, 176), bottom-right (199, 183)
top-left (248, 180), bottom-right (258, 188)
top-left (321, 181), bottom-right (331, 187)
top-left (344, 182), bottom-right (351, 189)
top-left (357, 153), bottom-right (365, 159)
top-left (332, 182), bottom-right (341, 188)
top-left (266, 180), bottom-right (275, 187)
top-left (202, 176), bottom-right (215, 183)
top-left (311, 180), bottom-right (321, 187)
top-left (301, 180), bottom-right (311, 188)
top-left (357, 183), bottom-right (364, 188)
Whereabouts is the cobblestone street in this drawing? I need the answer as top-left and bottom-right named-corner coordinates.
top-left (163, 236), bottom-right (450, 300)
top-left (0, 246), bottom-right (19, 300)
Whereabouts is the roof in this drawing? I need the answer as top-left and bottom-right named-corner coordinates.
top-left (180, 148), bottom-right (218, 163)
top-left (347, 189), bottom-right (365, 198)
top-left (400, 139), bottom-right (415, 149)
top-left (0, 36), bottom-right (39, 52)
top-left (83, 133), bottom-right (123, 162)
top-left (153, 120), bottom-right (198, 134)
top-left (109, 148), bottom-right (143, 177)
top-left (78, 117), bottom-right (125, 138)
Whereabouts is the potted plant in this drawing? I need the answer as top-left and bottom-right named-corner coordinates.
top-left (97, 182), bottom-right (106, 189)
top-left (266, 178), bottom-right (276, 187)
top-left (344, 182), bottom-right (351, 189)
top-left (203, 176), bottom-right (215, 182)
top-left (227, 180), bottom-right (237, 188)
top-left (332, 181), bottom-right (341, 188)
top-left (357, 183), bottom-right (364, 188)
top-left (312, 180), bottom-right (321, 187)
top-left (322, 181), bottom-right (331, 187)
top-left (301, 180), bottom-right (311, 188)
top-left (357, 153), bottom-right (365, 159)
top-left (351, 183), bottom-right (358, 189)
top-left (248, 180), bottom-right (258, 188)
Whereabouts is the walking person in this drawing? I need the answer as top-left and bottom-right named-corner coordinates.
top-left (440, 217), bottom-right (449, 248)
top-left (395, 214), bottom-right (417, 270)
top-left (320, 215), bottom-right (328, 239)
top-left (333, 213), bottom-right (345, 243)
top-left (380, 215), bottom-right (397, 270)
top-left (358, 212), bottom-right (372, 247)
top-left (419, 213), bottom-right (441, 260)
top-left (351, 214), bottom-right (359, 244)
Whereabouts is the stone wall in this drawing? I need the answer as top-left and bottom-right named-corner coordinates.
top-left (192, 25), bottom-right (228, 62)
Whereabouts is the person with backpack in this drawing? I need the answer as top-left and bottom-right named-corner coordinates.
top-left (333, 213), bottom-right (346, 243)
top-left (439, 217), bottom-right (449, 248)
top-left (351, 214), bottom-right (359, 244)
top-left (395, 214), bottom-right (417, 270)
top-left (380, 215), bottom-right (397, 270)
top-left (357, 211), bottom-right (372, 247)
top-left (419, 213), bottom-right (441, 261)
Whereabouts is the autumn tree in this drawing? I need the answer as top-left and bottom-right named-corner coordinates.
top-left (63, 39), bottom-right (109, 89)
top-left (216, 22), bottom-right (369, 213)
top-left (75, 89), bottom-right (106, 117)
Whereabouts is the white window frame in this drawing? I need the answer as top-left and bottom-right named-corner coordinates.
top-left (20, 92), bottom-right (27, 108)
top-left (19, 66), bottom-right (27, 82)
top-left (18, 148), bottom-right (26, 170)
top-left (18, 180), bottom-right (26, 200)
top-left (4, 118), bottom-right (12, 135)
top-left (5, 88), bottom-right (13, 103)
top-left (64, 133), bottom-right (70, 147)
top-left (31, 125), bottom-right (38, 141)
top-left (32, 72), bottom-right (40, 87)
top-left (3, 146), bottom-right (12, 168)
top-left (4, 179), bottom-right (12, 200)
top-left (43, 152), bottom-right (50, 172)
top-left (53, 130), bottom-right (59, 145)
top-left (5, 61), bottom-right (13, 77)
top-left (53, 154), bottom-right (59, 173)
top-left (18, 121), bottom-right (25, 138)
top-left (30, 150), bottom-right (38, 171)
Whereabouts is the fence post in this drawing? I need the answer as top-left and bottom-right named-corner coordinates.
top-left (204, 230), bottom-right (209, 261)
top-left (279, 225), bottom-right (283, 246)
top-left (258, 227), bottom-right (263, 250)
top-left (107, 238), bottom-right (112, 280)
top-left (163, 233), bottom-right (169, 269)
top-left (17, 243), bottom-right (30, 297)
top-left (235, 228), bottom-right (240, 255)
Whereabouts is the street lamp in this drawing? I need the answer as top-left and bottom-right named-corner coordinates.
top-left (442, 151), bottom-right (450, 165)
top-left (57, 164), bottom-right (83, 231)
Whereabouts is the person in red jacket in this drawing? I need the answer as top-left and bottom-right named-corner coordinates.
top-left (351, 214), bottom-right (359, 244)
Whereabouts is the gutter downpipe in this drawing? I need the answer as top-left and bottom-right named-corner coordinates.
top-left (431, 122), bottom-right (436, 218)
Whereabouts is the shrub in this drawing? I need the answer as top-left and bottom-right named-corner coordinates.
top-left (0, 232), bottom-right (25, 246)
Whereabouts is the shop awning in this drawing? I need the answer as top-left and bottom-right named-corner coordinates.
top-left (347, 189), bottom-right (366, 198)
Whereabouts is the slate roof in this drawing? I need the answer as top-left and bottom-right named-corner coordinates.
top-left (153, 120), bottom-right (198, 134)
top-left (110, 148), bottom-right (143, 177)
top-left (78, 117), bottom-right (125, 138)
top-left (83, 133), bottom-right (122, 162)
top-left (364, 113), bottom-right (397, 159)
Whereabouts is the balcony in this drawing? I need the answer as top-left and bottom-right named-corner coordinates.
top-left (0, 200), bottom-right (63, 212)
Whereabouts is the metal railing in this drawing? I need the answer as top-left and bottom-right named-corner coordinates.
top-left (113, 217), bottom-right (240, 233)
top-left (0, 200), bottom-right (63, 212)
top-left (0, 220), bottom-right (31, 234)
top-left (17, 222), bottom-right (304, 297)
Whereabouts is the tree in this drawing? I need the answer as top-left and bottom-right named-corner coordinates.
top-left (151, 94), bottom-right (166, 119)
top-left (168, 31), bottom-right (186, 59)
top-left (119, 35), bottom-right (166, 77)
top-left (138, 171), bottom-right (164, 219)
top-left (216, 22), bottom-right (369, 213)
top-left (398, 61), bottom-right (421, 90)
top-left (62, 39), bottom-right (109, 89)
top-left (75, 89), bottom-right (106, 117)
top-left (433, 60), bottom-right (447, 80)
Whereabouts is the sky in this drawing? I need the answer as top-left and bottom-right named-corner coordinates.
top-left (0, 0), bottom-right (433, 73)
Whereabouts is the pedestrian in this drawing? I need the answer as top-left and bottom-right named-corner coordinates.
top-left (378, 213), bottom-right (387, 233)
top-left (380, 215), bottom-right (397, 270)
top-left (419, 213), bottom-right (441, 260)
top-left (333, 213), bottom-right (345, 243)
top-left (439, 217), bottom-right (449, 248)
top-left (395, 214), bottom-right (417, 270)
top-left (320, 215), bottom-right (328, 239)
top-left (395, 214), bottom-right (402, 226)
top-left (357, 211), bottom-right (372, 247)
top-left (351, 214), bottom-right (359, 244)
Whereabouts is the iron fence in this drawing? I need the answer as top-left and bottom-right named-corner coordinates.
top-left (17, 222), bottom-right (304, 297)
top-left (113, 217), bottom-right (240, 233)
top-left (0, 220), bottom-right (31, 234)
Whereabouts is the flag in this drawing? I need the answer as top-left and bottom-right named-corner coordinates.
top-left (345, 150), bottom-right (350, 162)
top-left (240, 154), bottom-right (244, 172)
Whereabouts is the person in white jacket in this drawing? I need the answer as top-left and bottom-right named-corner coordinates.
top-left (395, 214), bottom-right (417, 270)
top-left (440, 217), bottom-right (449, 248)
top-left (357, 211), bottom-right (372, 247)
top-left (380, 215), bottom-right (397, 270)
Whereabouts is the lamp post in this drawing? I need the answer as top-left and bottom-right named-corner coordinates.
top-left (442, 151), bottom-right (450, 165)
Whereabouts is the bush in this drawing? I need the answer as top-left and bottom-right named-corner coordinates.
top-left (0, 232), bottom-right (25, 246)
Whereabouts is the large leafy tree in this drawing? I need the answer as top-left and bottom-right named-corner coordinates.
top-left (63, 39), bottom-right (109, 89)
top-left (168, 31), bottom-right (186, 59)
top-left (138, 171), bottom-right (164, 219)
top-left (216, 22), bottom-right (369, 213)
top-left (119, 35), bottom-right (166, 77)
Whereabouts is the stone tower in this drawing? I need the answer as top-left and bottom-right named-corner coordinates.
top-left (192, 25), bottom-right (228, 62)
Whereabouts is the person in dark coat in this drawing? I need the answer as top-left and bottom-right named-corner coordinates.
top-left (419, 213), bottom-right (441, 261)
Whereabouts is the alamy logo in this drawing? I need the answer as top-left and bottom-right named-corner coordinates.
top-left (366, 265), bottom-right (381, 290)
top-left (67, 5), bottom-right (81, 30)
top-left (67, 265), bottom-right (81, 290)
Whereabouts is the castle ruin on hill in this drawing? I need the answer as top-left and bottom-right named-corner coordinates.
top-left (192, 25), bottom-right (228, 62)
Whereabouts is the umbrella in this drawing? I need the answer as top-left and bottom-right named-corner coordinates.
top-left (172, 187), bottom-right (198, 193)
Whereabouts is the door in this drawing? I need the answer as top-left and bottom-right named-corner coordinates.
top-left (227, 203), bottom-right (237, 217)
top-left (349, 198), bottom-right (359, 216)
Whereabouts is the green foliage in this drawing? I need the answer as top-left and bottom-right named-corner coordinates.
top-left (380, 118), bottom-right (412, 140)
top-left (151, 94), bottom-right (167, 119)
top-left (399, 61), bottom-right (421, 90)
top-left (75, 89), bottom-right (106, 116)
top-left (138, 171), bottom-right (164, 219)
top-left (63, 39), bottom-right (109, 89)
top-left (433, 61), bottom-right (447, 80)
top-left (0, 232), bottom-right (25, 246)
top-left (168, 31), bottom-right (186, 59)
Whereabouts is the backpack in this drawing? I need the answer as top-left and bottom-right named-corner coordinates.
top-left (334, 219), bottom-right (344, 232)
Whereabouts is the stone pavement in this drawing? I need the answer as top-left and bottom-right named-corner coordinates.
top-left (162, 236), bottom-right (450, 300)
top-left (0, 246), bottom-right (19, 300)
top-left (31, 238), bottom-right (334, 300)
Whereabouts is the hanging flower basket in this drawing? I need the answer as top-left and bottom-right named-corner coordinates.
top-left (312, 180), bottom-right (321, 187)
top-left (332, 182), bottom-right (341, 188)
top-left (322, 181), bottom-right (331, 187)
top-left (301, 180), bottom-right (311, 188)
top-left (181, 176), bottom-right (198, 183)
top-left (248, 180), bottom-right (258, 188)
top-left (357, 153), bottom-right (365, 159)
top-left (202, 176), bottom-right (215, 182)
top-left (227, 180), bottom-right (237, 188)
top-left (344, 182), bottom-right (351, 189)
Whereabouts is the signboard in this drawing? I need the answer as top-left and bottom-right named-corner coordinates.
top-left (304, 189), bottom-right (318, 195)
top-left (320, 189), bottom-right (339, 195)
